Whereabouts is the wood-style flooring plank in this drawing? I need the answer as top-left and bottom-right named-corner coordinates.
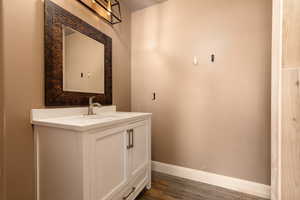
top-left (137, 172), bottom-right (269, 200)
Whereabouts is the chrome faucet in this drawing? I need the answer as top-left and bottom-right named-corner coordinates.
top-left (88, 96), bottom-right (102, 115)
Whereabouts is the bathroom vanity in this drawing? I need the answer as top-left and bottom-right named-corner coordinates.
top-left (38, 2), bottom-right (152, 199)
top-left (31, 106), bottom-right (151, 200)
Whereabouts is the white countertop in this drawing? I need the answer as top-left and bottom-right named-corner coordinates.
top-left (31, 106), bottom-right (151, 131)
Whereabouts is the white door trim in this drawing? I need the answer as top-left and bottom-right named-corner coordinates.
top-left (271, 0), bottom-right (282, 200)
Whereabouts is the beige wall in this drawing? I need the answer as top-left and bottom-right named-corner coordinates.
top-left (1, 0), bottom-right (131, 199)
top-left (2, 1), bottom-right (43, 199)
top-left (131, 0), bottom-right (272, 184)
top-left (0, 0), bottom-right (4, 198)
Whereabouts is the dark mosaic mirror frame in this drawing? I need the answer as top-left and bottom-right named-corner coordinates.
top-left (44, 0), bottom-right (112, 106)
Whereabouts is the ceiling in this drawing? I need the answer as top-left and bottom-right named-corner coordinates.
top-left (122, 0), bottom-right (167, 12)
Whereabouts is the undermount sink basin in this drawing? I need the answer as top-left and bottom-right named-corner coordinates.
top-left (81, 113), bottom-right (122, 120)
top-left (52, 113), bottom-right (128, 125)
top-left (31, 106), bottom-right (152, 131)
top-left (63, 114), bottom-right (123, 124)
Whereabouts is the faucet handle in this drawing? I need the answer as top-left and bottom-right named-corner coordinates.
top-left (89, 96), bottom-right (96, 104)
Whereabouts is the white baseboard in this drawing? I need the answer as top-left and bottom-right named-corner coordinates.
top-left (152, 161), bottom-right (271, 199)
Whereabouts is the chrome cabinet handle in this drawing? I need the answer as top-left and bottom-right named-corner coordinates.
top-left (131, 129), bottom-right (134, 148)
top-left (126, 129), bottom-right (131, 149)
top-left (123, 187), bottom-right (136, 200)
top-left (126, 129), bottom-right (134, 149)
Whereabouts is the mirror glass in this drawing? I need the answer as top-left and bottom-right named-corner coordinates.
top-left (63, 26), bottom-right (105, 94)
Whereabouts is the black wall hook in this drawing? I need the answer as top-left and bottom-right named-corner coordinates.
top-left (211, 54), bottom-right (215, 63)
top-left (152, 92), bottom-right (156, 101)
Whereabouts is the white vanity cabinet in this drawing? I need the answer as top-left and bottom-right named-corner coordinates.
top-left (32, 107), bottom-right (151, 200)
top-left (89, 121), bottom-right (151, 200)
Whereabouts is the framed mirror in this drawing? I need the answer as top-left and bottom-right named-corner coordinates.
top-left (63, 26), bottom-right (105, 94)
top-left (44, 0), bottom-right (112, 106)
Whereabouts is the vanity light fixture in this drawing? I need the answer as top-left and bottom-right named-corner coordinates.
top-left (77, 0), bottom-right (122, 25)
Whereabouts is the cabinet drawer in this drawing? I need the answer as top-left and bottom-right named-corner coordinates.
top-left (120, 166), bottom-right (149, 200)
top-left (118, 185), bottom-right (136, 200)
top-left (122, 167), bottom-right (150, 200)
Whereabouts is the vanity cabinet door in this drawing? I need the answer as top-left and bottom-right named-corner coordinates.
top-left (128, 121), bottom-right (150, 179)
top-left (90, 128), bottom-right (129, 200)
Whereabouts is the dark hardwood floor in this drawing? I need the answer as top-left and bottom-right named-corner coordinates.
top-left (137, 172), bottom-right (269, 200)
